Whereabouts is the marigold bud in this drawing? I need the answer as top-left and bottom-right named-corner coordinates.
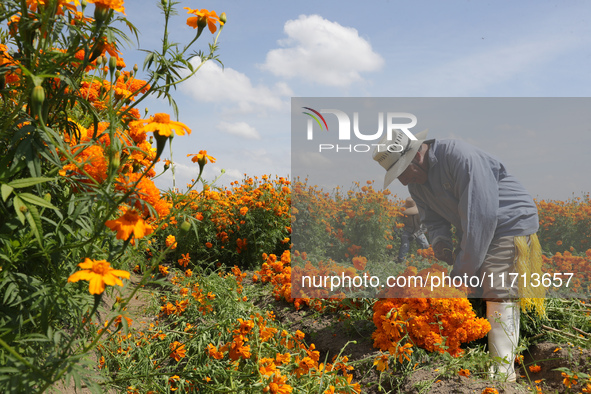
top-left (94, 4), bottom-right (111, 24)
top-left (31, 86), bottom-right (45, 116)
top-left (44, 193), bottom-right (51, 202)
top-left (180, 221), bottom-right (191, 233)
top-left (109, 56), bottom-right (117, 73)
top-left (219, 12), bottom-right (227, 25)
top-left (110, 152), bottom-right (121, 171)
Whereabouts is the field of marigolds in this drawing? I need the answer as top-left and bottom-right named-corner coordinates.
top-left (2, 2), bottom-right (591, 394)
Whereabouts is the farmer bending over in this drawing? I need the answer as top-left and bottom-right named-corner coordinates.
top-left (373, 129), bottom-right (544, 382)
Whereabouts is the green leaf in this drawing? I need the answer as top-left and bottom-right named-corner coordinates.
top-left (0, 367), bottom-right (20, 374)
top-left (1, 184), bottom-right (13, 201)
top-left (13, 196), bottom-right (26, 224)
top-left (7, 177), bottom-right (55, 189)
top-left (25, 204), bottom-right (44, 248)
top-left (19, 192), bottom-right (57, 210)
top-left (2, 282), bottom-right (18, 305)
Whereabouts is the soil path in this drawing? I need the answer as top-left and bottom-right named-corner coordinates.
top-left (52, 274), bottom-right (153, 394)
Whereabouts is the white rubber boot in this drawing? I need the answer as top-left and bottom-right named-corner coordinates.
top-left (487, 301), bottom-right (520, 382)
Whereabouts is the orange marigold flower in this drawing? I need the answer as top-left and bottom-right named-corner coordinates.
top-left (205, 242), bottom-right (213, 248)
top-left (166, 235), bottom-right (177, 249)
top-left (68, 258), bottom-right (130, 295)
top-left (393, 342), bottom-right (413, 363)
top-left (159, 265), bottom-right (170, 276)
top-left (458, 368), bottom-right (470, 377)
top-left (352, 256), bottom-right (367, 271)
top-left (169, 375), bottom-right (180, 391)
top-left (187, 150), bottom-right (216, 166)
top-left (556, 240), bottom-right (563, 246)
top-left (185, 8), bottom-right (221, 34)
top-left (275, 352), bottom-right (291, 365)
top-left (114, 314), bottom-right (132, 329)
top-left (239, 206), bottom-right (248, 215)
top-left (258, 357), bottom-right (277, 376)
top-left (562, 372), bottom-right (578, 388)
top-left (178, 253), bottom-right (191, 268)
top-left (115, 173), bottom-right (170, 219)
top-left (529, 364), bottom-right (541, 373)
top-left (295, 330), bottom-right (305, 341)
top-left (170, 341), bottom-right (186, 362)
top-left (87, 0), bottom-right (125, 13)
top-left (137, 113), bottom-right (191, 138)
top-left (373, 353), bottom-right (389, 372)
top-left (105, 209), bottom-right (153, 240)
top-left (482, 389), bottom-right (499, 394)
top-left (206, 343), bottom-right (224, 360)
top-left (266, 372), bottom-right (292, 394)
top-left (27, 0), bottom-right (79, 15)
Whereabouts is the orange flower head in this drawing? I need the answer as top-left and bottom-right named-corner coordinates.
top-left (529, 364), bottom-right (541, 373)
top-left (87, 0), bottom-right (125, 14)
top-left (170, 341), bottom-right (186, 362)
top-left (185, 8), bottom-right (221, 33)
top-left (68, 258), bottom-right (130, 294)
top-left (105, 209), bottom-right (153, 240)
top-left (27, 0), bottom-right (79, 15)
top-left (481, 389), bottom-right (499, 394)
top-left (206, 343), bottom-right (224, 359)
top-left (458, 368), bottom-right (470, 377)
top-left (187, 150), bottom-right (216, 167)
top-left (373, 353), bottom-right (389, 372)
top-left (138, 113), bottom-right (191, 138)
top-left (166, 235), bottom-right (177, 249)
top-left (352, 256), bottom-right (367, 271)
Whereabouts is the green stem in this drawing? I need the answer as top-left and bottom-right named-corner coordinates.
top-left (170, 137), bottom-right (175, 190)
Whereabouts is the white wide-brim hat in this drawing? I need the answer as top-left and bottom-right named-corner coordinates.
top-left (372, 129), bottom-right (429, 189)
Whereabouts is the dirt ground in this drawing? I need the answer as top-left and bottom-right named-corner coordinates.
top-left (53, 274), bottom-right (153, 394)
top-left (270, 299), bottom-right (591, 394)
top-left (55, 276), bottom-right (591, 393)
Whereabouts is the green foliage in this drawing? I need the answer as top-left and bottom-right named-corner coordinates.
top-left (0, 0), bottom-right (226, 391)
top-left (154, 175), bottom-right (292, 271)
top-left (536, 194), bottom-right (591, 255)
top-left (292, 179), bottom-right (405, 265)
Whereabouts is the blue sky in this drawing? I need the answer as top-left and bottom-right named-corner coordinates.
top-left (119, 0), bottom-right (591, 201)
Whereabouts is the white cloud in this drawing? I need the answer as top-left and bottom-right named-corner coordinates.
top-left (216, 121), bottom-right (261, 140)
top-left (261, 14), bottom-right (384, 87)
top-left (180, 59), bottom-right (292, 113)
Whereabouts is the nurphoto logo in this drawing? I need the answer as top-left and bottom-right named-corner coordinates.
top-left (302, 107), bottom-right (418, 153)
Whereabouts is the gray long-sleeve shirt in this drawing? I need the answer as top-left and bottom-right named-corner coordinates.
top-left (408, 139), bottom-right (539, 278)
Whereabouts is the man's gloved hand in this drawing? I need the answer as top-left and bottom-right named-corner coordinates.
top-left (433, 241), bottom-right (454, 265)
